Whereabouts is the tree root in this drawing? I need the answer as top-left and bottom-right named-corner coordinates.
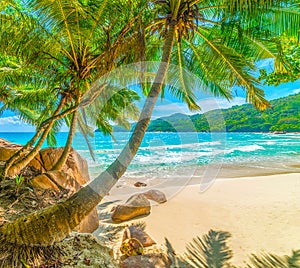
top-left (0, 236), bottom-right (63, 268)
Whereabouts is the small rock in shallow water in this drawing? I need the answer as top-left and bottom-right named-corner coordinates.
top-left (134, 181), bottom-right (147, 187)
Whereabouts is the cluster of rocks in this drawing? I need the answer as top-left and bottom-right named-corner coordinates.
top-left (111, 190), bottom-right (170, 266)
top-left (0, 138), bottom-right (98, 233)
top-left (0, 139), bottom-right (172, 267)
top-left (111, 189), bottom-right (167, 223)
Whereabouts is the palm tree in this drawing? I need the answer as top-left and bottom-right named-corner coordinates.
top-left (0, 0), bottom-right (148, 178)
top-left (0, 0), bottom-right (299, 266)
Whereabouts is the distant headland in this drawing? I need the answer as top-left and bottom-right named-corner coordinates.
top-left (102, 93), bottom-right (300, 133)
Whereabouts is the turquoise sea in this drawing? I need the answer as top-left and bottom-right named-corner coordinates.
top-left (1, 132), bottom-right (300, 183)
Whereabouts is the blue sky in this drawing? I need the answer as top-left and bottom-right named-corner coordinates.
top-left (1, 78), bottom-right (300, 132)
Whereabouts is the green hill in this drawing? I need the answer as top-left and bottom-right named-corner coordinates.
top-left (146, 93), bottom-right (300, 132)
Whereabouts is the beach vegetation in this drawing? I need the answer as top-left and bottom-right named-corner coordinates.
top-left (14, 174), bottom-right (24, 195)
top-left (0, 0), bottom-right (299, 266)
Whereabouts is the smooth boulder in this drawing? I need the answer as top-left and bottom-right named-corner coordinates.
top-left (0, 139), bottom-right (22, 161)
top-left (112, 194), bottom-right (151, 223)
top-left (143, 189), bottom-right (167, 204)
top-left (39, 147), bottom-right (90, 185)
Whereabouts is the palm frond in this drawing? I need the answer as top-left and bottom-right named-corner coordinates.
top-left (267, 6), bottom-right (300, 38)
top-left (195, 28), bottom-right (270, 110)
top-left (46, 115), bottom-right (64, 147)
top-left (77, 111), bottom-right (96, 161)
top-left (186, 230), bottom-right (233, 268)
top-left (173, 34), bottom-right (200, 110)
top-left (184, 39), bottom-right (233, 100)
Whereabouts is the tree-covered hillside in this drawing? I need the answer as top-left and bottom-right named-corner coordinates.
top-left (147, 94), bottom-right (300, 132)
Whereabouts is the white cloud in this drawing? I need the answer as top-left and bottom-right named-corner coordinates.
top-left (152, 102), bottom-right (196, 118)
top-left (293, 88), bottom-right (300, 94)
top-left (151, 97), bottom-right (246, 118)
top-left (200, 97), bottom-right (245, 113)
top-left (0, 116), bottom-right (36, 132)
top-left (0, 116), bottom-right (23, 125)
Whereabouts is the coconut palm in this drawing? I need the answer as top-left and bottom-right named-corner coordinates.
top-left (0, 0), bottom-right (299, 266)
top-left (0, 0), bottom-right (148, 178)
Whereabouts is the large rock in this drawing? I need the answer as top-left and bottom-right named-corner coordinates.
top-left (39, 147), bottom-right (90, 185)
top-left (0, 139), bottom-right (45, 174)
top-left (0, 139), bottom-right (89, 189)
top-left (112, 194), bottom-right (151, 223)
top-left (122, 226), bottom-right (156, 247)
top-left (121, 253), bottom-right (172, 268)
top-left (0, 139), bottom-right (98, 233)
top-left (143, 189), bottom-right (167, 204)
top-left (31, 170), bottom-right (82, 193)
top-left (0, 139), bottom-right (22, 161)
top-left (31, 173), bottom-right (60, 191)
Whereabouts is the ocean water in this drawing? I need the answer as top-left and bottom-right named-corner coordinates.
top-left (1, 132), bottom-right (300, 183)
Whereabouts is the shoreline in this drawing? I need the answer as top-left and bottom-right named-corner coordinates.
top-left (101, 172), bottom-right (300, 266)
top-left (107, 162), bottom-right (300, 198)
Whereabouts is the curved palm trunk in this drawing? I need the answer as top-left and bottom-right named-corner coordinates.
top-left (51, 109), bottom-right (79, 171)
top-left (1, 127), bottom-right (44, 178)
top-left (7, 121), bottom-right (57, 177)
top-left (2, 83), bottom-right (107, 179)
top-left (0, 21), bottom-right (176, 249)
top-left (2, 98), bottom-right (66, 178)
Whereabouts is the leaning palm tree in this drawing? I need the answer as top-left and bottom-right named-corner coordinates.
top-left (0, 0), bottom-right (149, 178)
top-left (0, 0), bottom-right (299, 266)
top-left (50, 86), bottom-right (141, 171)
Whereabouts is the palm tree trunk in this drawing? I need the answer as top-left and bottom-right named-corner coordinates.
top-left (2, 97), bottom-right (66, 178)
top-left (50, 109), bottom-right (79, 171)
top-left (0, 21), bottom-right (176, 248)
top-left (7, 122), bottom-right (56, 177)
top-left (1, 83), bottom-right (107, 179)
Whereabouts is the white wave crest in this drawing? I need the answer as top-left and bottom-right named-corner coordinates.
top-left (226, 145), bottom-right (265, 153)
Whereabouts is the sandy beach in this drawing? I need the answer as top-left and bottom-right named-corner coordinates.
top-left (103, 172), bottom-right (300, 266)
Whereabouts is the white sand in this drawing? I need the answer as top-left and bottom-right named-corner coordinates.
top-left (133, 173), bottom-right (300, 265)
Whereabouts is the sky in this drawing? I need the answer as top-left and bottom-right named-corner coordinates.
top-left (1, 76), bottom-right (300, 133)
